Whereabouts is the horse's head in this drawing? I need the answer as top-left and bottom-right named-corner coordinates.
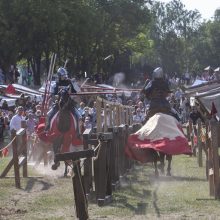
top-left (56, 87), bottom-right (77, 133)
top-left (59, 87), bottom-right (70, 107)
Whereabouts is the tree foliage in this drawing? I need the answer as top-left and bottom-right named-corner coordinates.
top-left (0, 0), bottom-right (219, 84)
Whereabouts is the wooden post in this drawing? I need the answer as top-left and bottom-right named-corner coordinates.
top-left (186, 122), bottom-right (190, 141)
top-left (130, 107), bottom-right (134, 125)
top-left (197, 119), bottom-right (203, 167)
top-left (103, 102), bottom-right (107, 132)
top-left (210, 120), bottom-right (220, 199)
top-left (108, 127), bottom-right (119, 190)
top-left (96, 98), bottom-right (102, 132)
top-left (11, 130), bottom-right (20, 188)
top-left (21, 120), bottom-right (28, 177)
top-left (94, 140), bottom-right (108, 206)
top-left (189, 120), bottom-right (195, 156)
top-left (109, 104), bottom-right (113, 128)
top-left (207, 136), bottom-right (214, 196)
top-left (83, 129), bottom-right (93, 195)
top-left (72, 161), bottom-right (89, 220)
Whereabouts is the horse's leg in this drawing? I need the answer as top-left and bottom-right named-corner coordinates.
top-left (166, 155), bottom-right (172, 176)
top-left (51, 137), bottom-right (63, 170)
top-left (64, 162), bottom-right (68, 177)
top-left (158, 152), bottom-right (165, 174)
top-left (153, 159), bottom-right (159, 177)
top-left (151, 150), bottom-right (159, 177)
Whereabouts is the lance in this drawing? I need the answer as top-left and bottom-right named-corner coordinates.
top-left (81, 86), bottom-right (141, 92)
top-left (69, 91), bottom-right (134, 96)
top-left (64, 58), bottom-right (69, 68)
top-left (41, 53), bottom-right (56, 116)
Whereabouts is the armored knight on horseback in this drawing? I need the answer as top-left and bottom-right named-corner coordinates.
top-left (45, 67), bottom-right (81, 131)
top-left (126, 67), bottom-right (192, 176)
top-left (35, 67), bottom-right (83, 172)
top-left (143, 67), bottom-right (179, 121)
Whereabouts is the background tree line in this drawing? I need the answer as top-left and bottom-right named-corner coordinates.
top-left (0, 0), bottom-right (219, 85)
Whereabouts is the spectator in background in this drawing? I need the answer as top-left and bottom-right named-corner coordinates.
top-left (78, 102), bottom-right (85, 117)
top-left (25, 96), bottom-right (32, 110)
top-left (137, 101), bottom-right (145, 114)
top-left (189, 106), bottom-right (204, 136)
top-left (35, 110), bottom-right (41, 124)
top-left (84, 116), bottom-right (92, 129)
top-left (189, 107), bottom-right (204, 126)
top-left (0, 110), bottom-right (5, 141)
top-left (26, 112), bottom-right (37, 154)
top-left (2, 100), bottom-right (9, 111)
top-left (133, 107), bottom-right (145, 124)
top-left (16, 93), bottom-right (26, 108)
top-left (21, 66), bottom-right (28, 85)
top-left (0, 68), bottom-right (5, 84)
top-left (9, 106), bottom-right (25, 132)
top-left (81, 106), bottom-right (93, 123)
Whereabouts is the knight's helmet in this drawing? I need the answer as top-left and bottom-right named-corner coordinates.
top-left (152, 67), bottom-right (164, 79)
top-left (57, 67), bottom-right (68, 79)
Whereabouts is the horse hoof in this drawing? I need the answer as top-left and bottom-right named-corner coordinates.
top-left (51, 162), bottom-right (60, 170)
top-left (155, 170), bottom-right (159, 178)
top-left (158, 164), bottom-right (165, 174)
top-left (166, 171), bottom-right (171, 176)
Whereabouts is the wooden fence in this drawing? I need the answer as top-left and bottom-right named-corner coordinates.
top-left (55, 97), bottom-right (140, 219)
top-left (0, 122), bottom-right (28, 188)
top-left (186, 118), bottom-right (220, 199)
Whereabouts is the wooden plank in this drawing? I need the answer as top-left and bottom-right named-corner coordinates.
top-left (108, 127), bottom-right (119, 190)
top-left (83, 132), bottom-right (93, 195)
top-left (93, 140), bottom-right (108, 206)
top-left (210, 120), bottom-right (220, 199)
top-left (12, 130), bottom-right (20, 188)
top-left (96, 98), bottom-right (102, 132)
top-left (189, 120), bottom-right (195, 155)
top-left (22, 130), bottom-right (28, 177)
top-left (72, 162), bottom-right (89, 220)
top-left (0, 158), bottom-right (14, 178)
top-left (55, 149), bottom-right (94, 162)
top-left (197, 119), bottom-right (203, 167)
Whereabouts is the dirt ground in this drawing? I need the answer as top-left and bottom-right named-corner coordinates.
top-left (1, 155), bottom-right (220, 220)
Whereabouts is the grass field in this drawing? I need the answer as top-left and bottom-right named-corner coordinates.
top-left (0, 154), bottom-right (220, 220)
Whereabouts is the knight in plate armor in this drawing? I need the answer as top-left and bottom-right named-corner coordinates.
top-left (142, 67), bottom-right (178, 121)
top-left (45, 67), bottom-right (81, 131)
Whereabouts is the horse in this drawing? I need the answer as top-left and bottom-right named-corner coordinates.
top-left (35, 88), bottom-right (82, 176)
top-left (48, 89), bottom-right (82, 171)
top-left (126, 112), bottom-right (191, 177)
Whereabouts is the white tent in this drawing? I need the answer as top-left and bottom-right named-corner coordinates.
top-left (191, 79), bottom-right (208, 87)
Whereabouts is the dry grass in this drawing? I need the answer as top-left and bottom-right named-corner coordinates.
top-left (1, 154), bottom-right (220, 219)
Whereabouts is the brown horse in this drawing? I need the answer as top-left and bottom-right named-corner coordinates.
top-left (35, 88), bottom-right (82, 176)
top-left (49, 89), bottom-right (82, 171)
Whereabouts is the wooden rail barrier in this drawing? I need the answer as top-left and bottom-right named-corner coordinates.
top-left (0, 127), bottom-right (28, 188)
top-left (58, 96), bottom-right (136, 219)
top-left (186, 118), bottom-right (220, 199)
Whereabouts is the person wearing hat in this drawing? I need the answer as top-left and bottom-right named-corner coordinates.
top-left (213, 67), bottom-right (220, 81)
top-left (9, 106), bottom-right (25, 132)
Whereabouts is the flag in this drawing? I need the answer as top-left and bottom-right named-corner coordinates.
top-left (2, 148), bottom-right (9, 157)
top-left (5, 84), bottom-right (16, 94)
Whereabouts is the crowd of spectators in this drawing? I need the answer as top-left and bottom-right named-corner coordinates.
top-left (0, 64), bottom-right (215, 156)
